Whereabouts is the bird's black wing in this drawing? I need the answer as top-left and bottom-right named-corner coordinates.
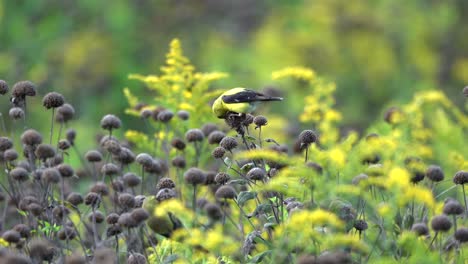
top-left (222, 89), bottom-right (281, 103)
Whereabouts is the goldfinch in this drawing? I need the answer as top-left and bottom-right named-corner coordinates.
top-left (212, 88), bottom-right (283, 118)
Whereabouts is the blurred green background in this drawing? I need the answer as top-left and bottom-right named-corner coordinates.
top-left (1, 0), bottom-right (467, 132)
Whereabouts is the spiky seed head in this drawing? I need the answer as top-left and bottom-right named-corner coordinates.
top-left (101, 163), bottom-right (120, 176)
top-left (201, 123), bottom-right (218, 137)
top-left (353, 219), bottom-right (368, 231)
top-left (0, 80), bottom-right (8, 95)
top-left (443, 200), bottom-right (464, 215)
top-left (3, 149), bottom-right (18, 162)
top-left (253, 115), bottom-right (268, 127)
top-left (185, 129), bottom-right (204, 142)
top-left (215, 172), bottom-right (231, 185)
top-left (171, 138), bottom-right (186, 151)
top-left (131, 208), bottom-right (149, 224)
top-left (85, 150), bottom-right (103, 162)
top-left (118, 193), bottom-right (136, 209)
top-left (454, 171), bottom-right (468, 185)
top-left (9, 107), bottom-right (24, 120)
top-left (67, 192), bottom-right (83, 206)
top-left (10, 167), bottom-right (29, 182)
top-left (215, 185), bottom-right (237, 199)
top-left (2, 230), bottom-right (21, 243)
top-left (42, 92), bottom-right (65, 109)
top-left (123, 172), bottom-right (141, 187)
top-left (211, 147), bottom-right (226, 159)
top-left (219, 136), bottom-right (237, 151)
top-left (431, 215), bottom-right (452, 232)
top-left (88, 211), bottom-right (105, 223)
top-left (12, 80), bottom-right (36, 97)
top-left (184, 167), bottom-right (206, 185)
top-left (90, 182), bottom-right (109, 196)
top-left (247, 168), bottom-right (266, 181)
top-left (100, 114), bottom-right (121, 130)
top-left (106, 213), bottom-right (120, 225)
top-left (204, 203), bottom-right (223, 220)
top-left (157, 110), bottom-right (174, 123)
top-left (177, 110), bottom-right (190, 120)
top-left (0, 137), bottom-right (13, 151)
top-left (208, 131), bottom-right (226, 145)
top-left (157, 177), bottom-right (176, 190)
top-left (455, 228), bottom-right (468, 243)
top-left (21, 129), bottom-right (42, 146)
top-left (298, 130), bottom-right (317, 146)
top-left (42, 168), bottom-right (60, 184)
top-left (155, 188), bottom-right (177, 202)
top-left (84, 192), bottom-right (100, 207)
top-left (171, 156), bottom-right (186, 169)
top-left (128, 253), bottom-right (147, 264)
top-left (411, 223), bottom-right (429, 236)
top-left (56, 103), bottom-right (75, 123)
top-left (136, 153), bottom-right (153, 166)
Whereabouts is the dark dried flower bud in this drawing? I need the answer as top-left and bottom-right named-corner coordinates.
top-left (185, 129), bottom-right (204, 142)
top-left (91, 182), bottom-right (109, 196)
top-left (3, 149), bottom-right (18, 162)
top-left (184, 168), bottom-right (206, 185)
top-left (136, 153), bottom-right (153, 167)
top-left (298, 130), bottom-right (317, 146)
top-left (171, 156), bottom-right (186, 169)
top-left (247, 168), bottom-right (265, 181)
top-left (100, 114), bottom-right (122, 130)
top-left (66, 129), bottom-right (76, 145)
top-left (0, 137), bottom-right (13, 151)
top-left (35, 144), bottom-right (55, 160)
top-left (157, 110), bottom-right (174, 123)
top-left (10, 167), bottom-right (29, 182)
top-left (131, 208), bottom-right (149, 224)
top-left (101, 163), bottom-right (120, 176)
top-left (57, 226), bottom-right (76, 240)
top-left (0, 80), bottom-right (8, 95)
top-left (215, 185), bottom-right (237, 199)
top-left (58, 139), bottom-right (71, 150)
top-left (84, 192), bottom-right (100, 207)
top-left (171, 138), bottom-right (186, 151)
top-left (177, 110), bottom-right (190, 120)
top-left (455, 227), bottom-right (468, 243)
top-left (57, 164), bottom-right (74, 178)
top-left (242, 114), bottom-right (254, 126)
top-left (65, 253), bottom-right (87, 264)
top-left (9, 107), bottom-right (25, 120)
top-left (12, 80), bottom-right (36, 97)
top-left (29, 239), bottom-right (54, 262)
top-left (155, 188), bottom-right (177, 202)
top-left (443, 200), bottom-right (464, 215)
top-left (426, 165), bottom-right (444, 182)
top-left (13, 224), bottom-right (31, 239)
top-left (157, 177), bottom-right (176, 190)
top-left (114, 147), bottom-right (135, 165)
top-left (85, 150), bottom-right (103, 162)
top-left (2, 230), bottom-right (21, 243)
top-left (56, 103), bottom-right (75, 123)
top-left (67, 192), bottom-right (83, 206)
top-left (411, 223), bottom-right (429, 236)
top-left (28, 203), bottom-right (43, 216)
top-left (53, 205), bottom-right (70, 221)
top-left (118, 212), bottom-right (137, 228)
top-left (21, 129), bottom-right (42, 146)
top-left (118, 193), bottom-right (136, 209)
top-left (88, 210), bottom-right (104, 223)
top-left (106, 225), bottom-right (123, 237)
top-left (128, 253), bottom-right (147, 264)
top-left (454, 171), bottom-right (468, 185)
top-left (253, 115), bottom-right (268, 127)
top-left (431, 215), bottom-right (452, 232)
top-left (42, 92), bottom-right (65, 109)
top-left (112, 180), bottom-right (125, 192)
top-left (212, 147), bottom-right (226, 159)
top-left (353, 219), bottom-right (368, 231)
top-left (151, 107), bottom-right (165, 121)
top-left (106, 213), bottom-right (120, 225)
top-left (145, 159), bottom-right (163, 174)
top-left (410, 171), bottom-right (425, 184)
top-left (123, 172), bottom-right (141, 187)
top-left (42, 168), bottom-right (60, 184)
top-left (208, 131), bottom-right (226, 145)
top-left (219, 136), bottom-right (237, 151)
top-left (464, 86), bottom-right (468, 97)
top-left (201, 123), bottom-right (218, 137)
top-left (93, 247), bottom-right (116, 263)
top-left (140, 109), bottom-right (152, 119)
top-left (204, 203), bottom-right (222, 221)
top-left (204, 171), bottom-right (216, 185)
top-left (215, 172), bottom-right (231, 185)
top-left (101, 138), bottom-right (121, 155)
top-left (297, 252), bottom-right (351, 264)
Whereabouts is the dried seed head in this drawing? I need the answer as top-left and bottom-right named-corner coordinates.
top-left (353, 219), bottom-right (368, 231)
top-left (13, 224), bottom-right (31, 239)
top-left (65, 253), bottom-right (87, 264)
top-left (67, 192), bottom-right (84, 206)
top-left (53, 205), bottom-right (70, 221)
top-left (204, 171), bottom-right (216, 185)
top-left (298, 252), bottom-right (351, 264)
top-left (204, 203), bottom-right (222, 221)
top-left (42, 168), bottom-right (60, 184)
top-left (101, 163), bottom-right (120, 176)
top-left (100, 114), bottom-right (122, 130)
top-left (151, 107), bottom-right (165, 121)
top-left (66, 129), bottom-right (76, 145)
top-left (185, 129), bottom-right (204, 142)
top-left (28, 203), bottom-right (43, 217)
top-left (464, 86), bottom-right (468, 97)
top-left (426, 165), bottom-right (444, 182)
top-left (157, 177), bottom-right (176, 190)
top-left (90, 182), bottom-right (109, 196)
top-left (455, 227), bottom-right (468, 243)
top-left (2, 230), bottom-right (21, 243)
top-left (215, 185), bottom-right (237, 199)
top-left (177, 110), bottom-right (190, 120)
top-left (118, 212), bottom-right (137, 228)
top-left (140, 109), bottom-right (152, 119)
top-left (298, 130), bottom-right (317, 146)
top-left (128, 253), bottom-right (147, 264)
top-left (3, 149), bottom-right (18, 162)
top-left (410, 171), bottom-right (425, 184)
top-left (47, 155), bottom-right (63, 167)
top-left (85, 150), bottom-right (103, 162)
top-left (106, 225), bottom-right (123, 237)
top-left (93, 248), bottom-right (116, 263)
top-left (84, 192), bottom-right (100, 207)
top-left (242, 114), bottom-right (254, 126)
top-left (443, 200), bottom-right (464, 215)
top-left (0, 137), bottom-right (13, 151)
top-left (219, 136), bottom-right (237, 151)
top-left (29, 239), bottom-right (54, 262)
top-left (431, 215), bottom-right (452, 232)
top-left (411, 223), bottom-right (429, 236)
top-left (9, 107), bottom-right (24, 120)
top-left (57, 226), bottom-right (76, 240)
top-left (171, 138), bottom-right (186, 151)
top-left (57, 164), bottom-right (74, 178)
top-left (35, 144), bottom-right (55, 160)
top-left (21, 129), bottom-right (42, 146)
top-left (0, 80), bottom-right (8, 95)
top-left (123, 172), bottom-right (141, 187)
top-left (208, 131), bottom-right (226, 145)
top-left (56, 103), bottom-right (75, 123)
top-left (58, 139), bottom-right (71, 150)
top-left (211, 147), bottom-right (226, 159)
top-left (215, 172), bottom-right (231, 185)
top-left (184, 167), bottom-right (206, 185)
top-left (42, 92), bottom-right (65, 109)
top-left (201, 123), bottom-right (218, 137)
top-left (112, 179), bottom-right (124, 192)
top-left (454, 171), bottom-right (468, 185)
top-left (155, 188), bottom-right (177, 202)
top-left (101, 138), bottom-right (121, 155)
top-left (171, 156), bottom-right (186, 169)
top-left (88, 211), bottom-right (105, 223)
top-left (136, 153), bottom-right (153, 167)
top-left (114, 147), bottom-right (135, 165)
top-left (131, 208), bottom-right (150, 224)
top-left (10, 167), bottom-right (29, 182)
top-left (106, 213), bottom-right (120, 225)
top-left (157, 110), bottom-right (174, 123)
top-left (253, 115), bottom-right (268, 127)
top-left (12, 81), bottom-right (36, 97)
top-left (247, 168), bottom-right (266, 181)
top-left (118, 193), bottom-right (136, 209)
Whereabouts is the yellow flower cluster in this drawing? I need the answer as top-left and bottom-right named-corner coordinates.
top-left (271, 66), bottom-right (316, 81)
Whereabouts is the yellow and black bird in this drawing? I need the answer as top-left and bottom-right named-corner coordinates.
top-left (212, 88), bottom-right (283, 119)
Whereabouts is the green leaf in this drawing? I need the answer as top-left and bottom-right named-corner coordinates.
top-left (162, 254), bottom-right (178, 264)
top-left (249, 250), bottom-right (272, 263)
top-left (237, 191), bottom-right (257, 207)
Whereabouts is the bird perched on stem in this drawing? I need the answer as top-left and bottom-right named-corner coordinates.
top-left (212, 88), bottom-right (283, 119)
